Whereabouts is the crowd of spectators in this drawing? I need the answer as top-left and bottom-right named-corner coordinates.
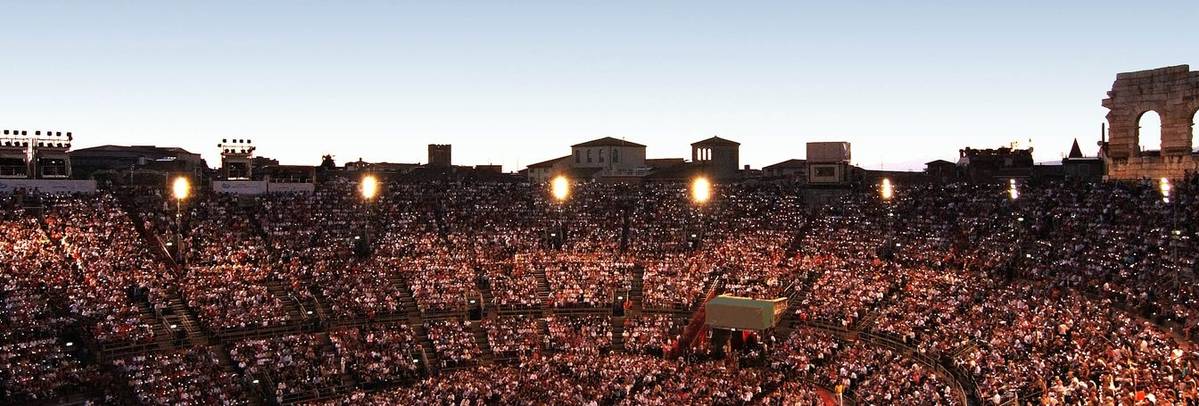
top-left (544, 255), bottom-right (632, 308)
top-left (0, 338), bottom-right (95, 403)
top-left (229, 333), bottom-right (345, 402)
top-left (547, 314), bottom-right (613, 354)
top-left (405, 260), bottom-right (475, 314)
top-left (3, 175), bottom-right (1199, 405)
top-left (328, 325), bottom-right (422, 384)
top-left (623, 313), bottom-right (681, 355)
top-left (321, 353), bottom-right (678, 405)
top-left (179, 194), bottom-right (292, 331)
top-left (627, 361), bottom-right (784, 404)
top-left (112, 346), bottom-right (247, 405)
top-left (641, 254), bottom-right (713, 309)
top-left (425, 318), bottom-right (482, 368)
top-left (482, 260), bottom-right (543, 310)
top-left (44, 194), bottom-right (170, 343)
top-left (483, 315), bottom-right (543, 359)
top-left (0, 195), bottom-right (77, 342)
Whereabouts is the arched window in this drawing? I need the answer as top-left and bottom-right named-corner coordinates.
top-left (613, 148), bottom-right (620, 163)
top-left (1137, 110), bottom-right (1163, 154)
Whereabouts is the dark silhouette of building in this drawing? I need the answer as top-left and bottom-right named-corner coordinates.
top-left (70, 144), bottom-right (205, 180)
top-left (691, 136), bottom-right (740, 180)
top-left (763, 159), bottom-right (807, 180)
top-left (924, 160), bottom-right (958, 183)
top-left (428, 144), bottom-right (452, 167)
top-left (806, 142), bottom-right (852, 185)
top-left (1061, 138), bottom-right (1104, 180)
top-left (958, 146), bottom-right (1033, 182)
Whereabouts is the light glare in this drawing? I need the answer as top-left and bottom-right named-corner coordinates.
top-left (880, 178), bottom-right (894, 201)
top-left (361, 175), bottom-right (380, 200)
top-left (691, 176), bottom-right (712, 204)
top-left (551, 175), bottom-right (570, 202)
top-left (172, 177), bottom-right (190, 201)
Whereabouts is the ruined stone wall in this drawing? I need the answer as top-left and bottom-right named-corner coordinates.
top-left (1102, 65), bottom-right (1199, 180)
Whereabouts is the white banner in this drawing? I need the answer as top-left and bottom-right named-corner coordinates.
top-left (0, 179), bottom-right (97, 194)
top-left (212, 180), bottom-right (268, 195)
top-left (267, 182), bottom-right (315, 193)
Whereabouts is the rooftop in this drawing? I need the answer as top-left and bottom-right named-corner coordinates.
top-left (571, 137), bottom-right (645, 148)
top-left (691, 136), bottom-right (740, 147)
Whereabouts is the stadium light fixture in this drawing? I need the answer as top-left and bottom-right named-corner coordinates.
top-left (172, 177), bottom-right (190, 201)
top-left (551, 175), bottom-right (571, 202)
top-left (1008, 179), bottom-right (1019, 200)
top-left (880, 178), bottom-right (894, 202)
top-left (360, 174), bottom-right (380, 201)
top-left (691, 176), bottom-right (712, 205)
top-left (1159, 177), bottom-right (1171, 203)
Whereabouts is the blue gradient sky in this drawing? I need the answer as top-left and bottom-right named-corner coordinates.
top-left (2, 2), bottom-right (1196, 171)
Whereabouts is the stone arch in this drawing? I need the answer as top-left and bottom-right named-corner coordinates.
top-left (1192, 105), bottom-right (1199, 153)
top-left (1101, 65), bottom-right (1199, 179)
top-left (1136, 110), bottom-right (1163, 154)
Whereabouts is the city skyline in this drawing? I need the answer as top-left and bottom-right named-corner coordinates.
top-left (2, 1), bottom-right (1197, 171)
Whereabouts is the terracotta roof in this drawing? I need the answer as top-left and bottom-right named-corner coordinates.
top-left (527, 155), bottom-right (570, 169)
top-left (764, 159), bottom-right (806, 169)
top-left (643, 162), bottom-right (705, 180)
top-left (691, 136), bottom-right (740, 147)
top-left (571, 137), bottom-right (645, 148)
top-left (646, 158), bottom-right (686, 168)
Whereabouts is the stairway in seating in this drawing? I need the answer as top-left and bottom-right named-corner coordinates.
top-left (474, 266), bottom-right (495, 313)
top-left (948, 340), bottom-right (978, 360)
top-left (610, 317), bottom-right (626, 352)
top-left (468, 321), bottom-right (495, 364)
top-left (117, 196), bottom-right (179, 273)
top-left (307, 286), bottom-right (334, 325)
top-left (387, 274), bottom-right (437, 374)
top-left (773, 288), bottom-right (809, 343)
top-left (132, 299), bottom-right (174, 350)
top-left (851, 311), bottom-right (881, 332)
top-left (264, 279), bottom-right (305, 324)
top-left (533, 263), bottom-right (553, 314)
top-left (211, 344), bottom-right (264, 406)
top-left (166, 289), bottom-right (210, 345)
top-left (628, 264), bottom-right (646, 312)
top-left (388, 274), bottom-right (422, 324)
top-left (316, 332), bottom-right (357, 388)
top-left (536, 317), bottom-right (551, 343)
top-left (413, 324), bottom-right (439, 374)
top-left (670, 281), bottom-right (721, 358)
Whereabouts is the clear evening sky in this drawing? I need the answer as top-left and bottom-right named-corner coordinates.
top-left (2, 2), bottom-right (1196, 171)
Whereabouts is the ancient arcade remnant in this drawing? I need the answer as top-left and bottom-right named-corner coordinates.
top-left (1102, 65), bottom-right (1199, 180)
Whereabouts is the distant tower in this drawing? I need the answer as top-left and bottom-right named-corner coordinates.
top-left (691, 136), bottom-right (740, 179)
top-left (1068, 138), bottom-right (1084, 159)
top-left (428, 144), bottom-right (452, 167)
top-left (218, 138), bottom-right (256, 180)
